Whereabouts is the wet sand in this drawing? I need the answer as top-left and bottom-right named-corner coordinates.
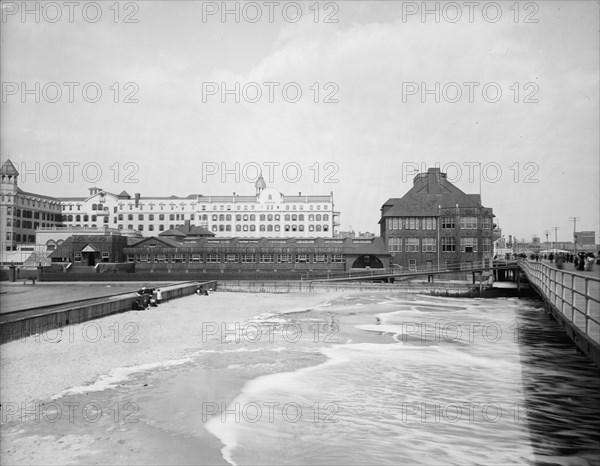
top-left (0, 290), bottom-right (347, 465)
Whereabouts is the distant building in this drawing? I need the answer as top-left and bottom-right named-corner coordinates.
top-left (50, 234), bottom-right (129, 265)
top-left (575, 231), bottom-right (596, 251)
top-left (124, 236), bottom-right (391, 275)
top-left (379, 168), bottom-right (497, 271)
top-left (0, 159), bottom-right (62, 251)
top-left (56, 174), bottom-right (340, 238)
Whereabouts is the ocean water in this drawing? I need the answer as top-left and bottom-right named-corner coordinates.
top-left (3, 293), bottom-right (600, 465)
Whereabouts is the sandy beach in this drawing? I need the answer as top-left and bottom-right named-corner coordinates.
top-left (0, 290), bottom-right (348, 465)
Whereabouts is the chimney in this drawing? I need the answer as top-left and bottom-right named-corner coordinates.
top-left (134, 193), bottom-right (140, 207)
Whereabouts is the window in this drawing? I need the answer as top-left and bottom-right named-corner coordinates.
top-left (128, 214), bottom-right (133, 221)
top-left (172, 254), bottom-right (185, 263)
top-left (225, 254), bottom-right (238, 263)
top-left (295, 254), bottom-right (309, 263)
top-left (236, 214), bottom-right (242, 221)
top-left (405, 238), bottom-right (419, 252)
top-left (408, 259), bottom-right (417, 271)
top-left (138, 225), bottom-right (144, 231)
top-left (388, 237), bottom-right (401, 252)
top-left (149, 225), bottom-right (154, 231)
top-left (422, 218), bottom-right (437, 230)
top-left (241, 254), bottom-right (255, 263)
top-left (207, 254), bottom-right (220, 263)
top-left (155, 254), bottom-right (168, 263)
top-left (127, 254), bottom-right (135, 263)
top-left (331, 254), bottom-right (344, 263)
top-left (482, 217), bottom-right (492, 230)
top-left (138, 214), bottom-right (144, 220)
top-left (159, 225), bottom-right (165, 231)
top-left (460, 217), bottom-right (478, 229)
top-left (190, 253), bottom-right (202, 263)
top-left (149, 214), bottom-right (154, 221)
top-left (139, 254), bottom-right (149, 263)
top-left (483, 238), bottom-right (492, 252)
top-left (260, 214), bottom-right (266, 221)
top-left (442, 217), bottom-right (455, 229)
top-left (260, 254), bottom-right (274, 263)
top-left (314, 254), bottom-right (326, 263)
top-left (422, 238), bottom-right (436, 252)
top-left (260, 225), bottom-right (266, 232)
top-left (278, 254), bottom-right (291, 263)
top-left (315, 214), bottom-right (321, 221)
top-left (387, 217), bottom-right (401, 230)
top-left (404, 217), bottom-right (419, 230)
top-left (213, 214), bottom-right (218, 221)
top-left (461, 237), bottom-right (478, 252)
top-left (442, 237), bottom-right (456, 252)
top-left (159, 214), bottom-right (165, 221)
top-left (74, 252), bottom-right (82, 262)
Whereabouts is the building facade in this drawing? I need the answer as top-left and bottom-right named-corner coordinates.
top-left (380, 168), bottom-right (497, 271)
top-left (57, 175), bottom-right (340, 238)
top-left (123, 236), bottom-right (390, 275)
top-left (1, 160), bottom-right (63, 251)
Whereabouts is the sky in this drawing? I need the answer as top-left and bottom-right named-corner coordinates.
top-left (1, 0), bottom-right (599, 243)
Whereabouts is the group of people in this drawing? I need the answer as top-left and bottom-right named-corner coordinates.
top-left (132, 287), bottom-right (163, 310)
top-left (196, 285), bottom-right (212, 296)
top-left (532, 251), bottom-right (597, 272)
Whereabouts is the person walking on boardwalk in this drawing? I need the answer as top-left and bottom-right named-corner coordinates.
top-left (156, 288), bottom-right (163, 304)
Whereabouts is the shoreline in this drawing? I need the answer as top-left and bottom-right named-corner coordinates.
top-left (0, 290), bottom-right (350, 465)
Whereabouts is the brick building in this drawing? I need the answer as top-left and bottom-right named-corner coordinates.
top-left (380, 168), bottom-right (497, 271)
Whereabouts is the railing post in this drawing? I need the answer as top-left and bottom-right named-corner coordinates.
top-left (585, 277), bottom-right (590, 334)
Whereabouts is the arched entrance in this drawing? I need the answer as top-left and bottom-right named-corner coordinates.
top-left (351, 255), bottom-right (384, 269)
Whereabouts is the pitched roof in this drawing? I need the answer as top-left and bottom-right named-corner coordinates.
top-left (0, 159), bottom-right (19, 176)
top-left (159, 229), bottom-right (187, 237)
top-left (380, 168), bottom-right (491, 218)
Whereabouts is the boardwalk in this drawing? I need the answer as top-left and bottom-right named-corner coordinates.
top-left (519, 260), bottom-right (600, 348)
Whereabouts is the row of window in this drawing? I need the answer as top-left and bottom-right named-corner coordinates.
top-left (127, 253), bottom-right (345, 264)
top-left (61, 202), bottom-right (331, 212)
top-left (387, 237), bottom-right (492, 253)
top-left (386, 217), bottom-right (492, 231)
top-left (61, 212), bottom-right (332, 223)
top-left (210, 224), bottom-right (330, 233)
top-left (1, 194), bottom-right (60, 210)
top-left (5, 233), bottom-right (36, 242)
top-left (6, 219), bottom-right (56, 229)
top-left (5, 208), bottom-right (61, 221)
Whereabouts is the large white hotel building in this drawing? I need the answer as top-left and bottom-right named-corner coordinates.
top-left (1, 160), bottom-right (340, 251)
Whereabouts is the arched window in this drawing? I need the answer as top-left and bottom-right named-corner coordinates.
top-left (285, 214), bottom-right (290, 221)
top-left (260, 225), bottom-right (266, 231)
top-left (298, 214), bottom-right (304, 221)
top-left (260, 214), bottom-right (266, 221)
top-left (159, 214), bottom-right (165, 220)
top-left (316, 214), bottom-right (322, 221)
top-left (250, 214), bottom-right (256, 221)
top-left (323, 214), bottom-right (329, 221)
top-left (128, 214), bottom-right (133, 221)
top-left (267, 214), bottom-right (273, 221)
top-left (236, 214), bottom-right (242, 221)
top-left (226, 214), bottom-right (232, 221)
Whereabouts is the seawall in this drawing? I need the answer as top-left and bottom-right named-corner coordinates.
top-left (0, 280), bottom-right (216, 344)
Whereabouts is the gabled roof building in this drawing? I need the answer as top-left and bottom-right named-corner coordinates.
top-left (380, 168), bottom-right (497, 271)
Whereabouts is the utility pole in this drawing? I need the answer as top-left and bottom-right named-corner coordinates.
top-left (569, 217), bottom-right (580, 255)
top-left (553, 226), bottom-right (559, 250)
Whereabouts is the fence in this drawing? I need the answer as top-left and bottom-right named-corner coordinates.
top-left (518, 260), bottom-right (600, 345)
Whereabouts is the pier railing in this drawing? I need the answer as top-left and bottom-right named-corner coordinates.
top-left (518, 259), bottom-right (600, 344)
